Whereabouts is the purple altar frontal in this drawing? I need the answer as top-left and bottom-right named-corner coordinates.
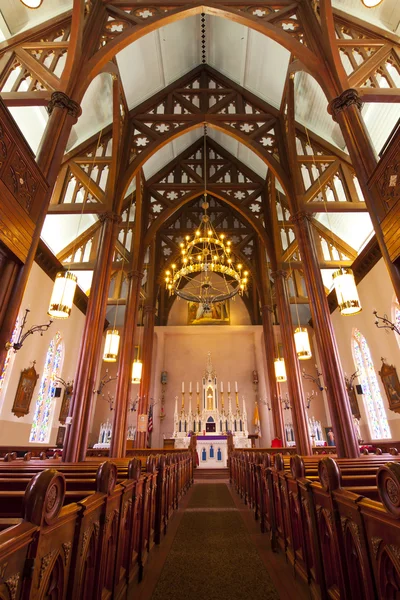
top-left (196, 435), bottom-right (226, 441)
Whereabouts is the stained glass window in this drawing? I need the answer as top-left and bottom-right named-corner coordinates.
top-left (352, 329), bottom-right (391, 440)
top-left (392, 300), bottom-right (400, 349)
top-left (30, 332), bottom-right (64, 443)
top-left (0, 318), bottom-right (19, 399)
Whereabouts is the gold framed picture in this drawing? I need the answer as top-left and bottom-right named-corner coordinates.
top-left (188, 300), bottom-right (230, 325)
top-left (379, 359), bottom-right (400, 414)
top-left (12, 363), bottom-right (39, 418)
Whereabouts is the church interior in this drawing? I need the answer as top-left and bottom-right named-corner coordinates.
top-left (0, 0), bottom-right (399, 598)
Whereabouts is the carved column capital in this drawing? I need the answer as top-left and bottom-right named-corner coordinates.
top-left (328, 89), bottom-right (363, 121)
top-left (271, 269), bottom-right (288, 281)
top-left (47, 92), bottom-right (82, 119)
top-left (143, 305), bottom-right (157, 315)
top-left (289, 211), bottom-right (312, 225)
top-left (98, 211), bottom-right (122, 225)
top-left (261, 304), bottom-right (274, 316)
top-left (127, 269), bottom-right (144, 281)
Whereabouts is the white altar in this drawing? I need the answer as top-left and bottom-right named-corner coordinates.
top-left (173, 353), bottom-right (251, 467)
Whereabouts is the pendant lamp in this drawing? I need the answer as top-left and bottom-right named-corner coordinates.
top-left (48, 271), bottom-right (77, 319)
top-left (332, 267), bottom-right (362, 316)
top-left (20, 0), bottom-right (43, 7)
top-left (132, 359), bottom-right (143, 384)
top-left (274, 358), bottom-right (287, 382)
top-left (294, 327), bottom-right (312, 360)
top-left (103, 330), bottom-right (120, 363)
top-left (361, 0), bottom-right (384, 7)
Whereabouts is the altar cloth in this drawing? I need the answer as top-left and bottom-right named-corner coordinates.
top-left (196, 435), bottom-right (227, 441)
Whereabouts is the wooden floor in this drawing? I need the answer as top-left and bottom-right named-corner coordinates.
top-left (131, 474), bottom-right (309, 600)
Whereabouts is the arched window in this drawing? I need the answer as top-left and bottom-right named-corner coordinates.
top-left (30, 332), bottom-right (64, 443)
top-left (352, 329), bottom-right (391, 440)
top-left (0, 318), bottom-right (19, 403)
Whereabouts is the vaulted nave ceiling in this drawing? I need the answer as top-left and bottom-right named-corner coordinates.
top-left (0, 0), bottom-right (398, 312)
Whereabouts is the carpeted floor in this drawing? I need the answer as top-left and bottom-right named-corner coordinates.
top-left (150, 483), bottom-right (280, 600)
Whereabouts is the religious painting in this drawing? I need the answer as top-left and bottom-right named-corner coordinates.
top-left (345, 377), bottom-right (361, 420)
top-left (187, 300), bottom-right (229, 325)
top-left (11, 363), bottom-right (39, 418)
top-left (58, 382), bottom-right (73, 425)
top-left (379, 359), bottom-right (400, 414)
top-left (324, 427), bottom-right (336, 447)
top-left (56, 426), bottom-right (66, 448)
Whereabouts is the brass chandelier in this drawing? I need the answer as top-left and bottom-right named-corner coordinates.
top-left (165, 197), bottom-right (249, 307)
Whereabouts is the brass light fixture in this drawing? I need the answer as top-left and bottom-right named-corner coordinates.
top-left (103, 330), bottom-right (120, 363)
top-left (274, 358), bottom-right (287, 383)
top-left (332, 267), bottom-right (362, 316)
top-left (294, 327), bottom-right (312, 360)
top-left (48, 271), bottom-right (77, 319)
top-left (131, 359), bottom-right (143, 384)
top-left (20, 0), bottom-right (43, 8)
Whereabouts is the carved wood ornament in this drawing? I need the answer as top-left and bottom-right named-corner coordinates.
top-left (11, 363), bottom-right (39, 418)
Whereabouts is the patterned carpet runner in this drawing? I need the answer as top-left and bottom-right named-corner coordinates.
top-left (150, 483), bottom-right (280, 600)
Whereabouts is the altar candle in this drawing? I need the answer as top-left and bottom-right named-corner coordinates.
top-left (182, 382), bottom-right (184, 393)
top-left (235, 381), bottom-right (238, 392)
top-left (196, 381), bottom-right (199, 393)
top-left (189, 381), bottom-right (192, 393)
top-left (228, 382), bottom-right (231, 393)
top-left (220, 382), bottom-right (224, 393)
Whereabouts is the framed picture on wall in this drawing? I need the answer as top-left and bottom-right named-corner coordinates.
top-left (379, 359), bottom-right (400, 413)
top-left (58, 382), bottom-right (73, 425)
top-left (344, 377), bottom-right (361, 420)
top-left (188, 300), bottom-right (230, 325)
top-left (11, 363), bottom-right (39, 418)
top-left (324, 427), bottom-right (336, 447)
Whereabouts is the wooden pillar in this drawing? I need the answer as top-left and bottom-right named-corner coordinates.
top-left (257, 240), bottom-right (284, 441)
top-left (328, 89), bottom-right (400, 299)
top-left (135, 305), bottom-right (157, 448)
top-left (292, 211), bottom-right (359, 457)
top-left (272, 270), bottom-right (312, 455)
top-left (0, 93), bottom-right (81, 373)
top-left (63, 212), bottom-right (120, 462)
top-left (109, 270), bottom-right (143, 457)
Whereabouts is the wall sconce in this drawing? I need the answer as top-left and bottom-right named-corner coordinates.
top-left (280, 393), bottom-right (291, 410)
top-left (5, 308), bottom-right (52, 352)
top-left (306, 390), bottom-right (316, 409)
top-left (94, 369), bottom-right (118, 395)
top-left (373, 310), bottom-right (400, 336)
top-left (130, 395), bottom-right (139, 412)
top-left (302, 365), bottom-right (326, 391)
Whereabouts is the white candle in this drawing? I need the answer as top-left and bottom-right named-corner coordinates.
top-left (182, 382), bottom-right (184, 393)
top-left (196, 382), bottom-right (199, 393)
top-left (189, 381), bottom-right (192, 393)
top-left (235, 381), bottom-right (238, 392)
top-left (220, 382), bottom-right (224, 393)
top-left (228, 381), bottom-right (231, 393)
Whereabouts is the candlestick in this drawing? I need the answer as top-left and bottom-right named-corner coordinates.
top-left (235, 381), bottom-right (238, 392)
top-left (221, 391), bottom-right (224, 411)
top-left (181, 391), bottom-right (185, 412)
top-left (189, 381), bottom-right (192, 393)
top-left (196, 381), bottom-right (199, 393)
top-left (182, 382), bottom-right (184, 393)
top-left (228, 381), bottom-right (231, 393)
top-left (196, 391), bottom-right (200, 414)
top-left (220, 381), bottom-right (224, 393)
top-left (235, 391), bottom-right (239, 409)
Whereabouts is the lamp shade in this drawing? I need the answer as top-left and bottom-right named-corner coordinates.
top-left (103, 330), bottom-right (120, 362)
top-left (20, 0), bottom-right (43, 7)
top-left (274, 358), bottom-right (287, 382)
top-left (132, 360), bottom-right (143, 384)
top-left (48, 271), bottom-right (77, 319)
top-left (294, 327), bottom-right (312, 360)
top-left (361, 0), bottom-right (384, 6)
top-left (332, 268), bottom-right (362, 316)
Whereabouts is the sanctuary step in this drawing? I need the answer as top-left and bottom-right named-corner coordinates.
top-left (195, 467), bottom-right (229, 480)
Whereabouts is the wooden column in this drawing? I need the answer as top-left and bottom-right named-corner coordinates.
top-left (291, 211), bottom-right (359, 458)
top-left (109, 269), bottom-right (143, 457)
top-left (272, 270), bottom-right (312, 455)
top-left (63, 212), bottom-right (120, 462)
top-left (0, 94), bottom-right (81, 373)
top-left (257, 240), bottom-right (284, 441)
top-left (328, 90), bottom-right (400, 299)
top-left (135, 305), bottom-right (157, 448)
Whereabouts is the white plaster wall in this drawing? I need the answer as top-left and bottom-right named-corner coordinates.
top-left (0, 263), bottom-right (85, 446)
top-left (331, 259), bottom-right (400, 442)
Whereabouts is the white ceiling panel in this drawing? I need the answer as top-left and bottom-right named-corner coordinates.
top-left (207, 16), bottom-right (248, 87)
top-left (159, 17), bottom-right (201, 85)
top-left (9, 105), bottom-right (48, 155)
top-left (41, 214), bottom-right (97, 256)
top-left (117, 31), bottom-right (164, 111)
top-left (208, 129), bottom-right (268, 179)
top-left (67, 73), bottom-right (113, 152)
top-left (362, 102), bottom-right (400, 154)
top-left (315, 212), bottom-right (374, 253)
top-left (143, 129), bottom-right (202, 180)
top-left (242, 29), bottom-right (290, 109)
top-left (294, 71), bottom-right (346, 151)
top-left (0, 0), bottom-right (71, 36)
top-left (332, 0), bottom-right (400, 33)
